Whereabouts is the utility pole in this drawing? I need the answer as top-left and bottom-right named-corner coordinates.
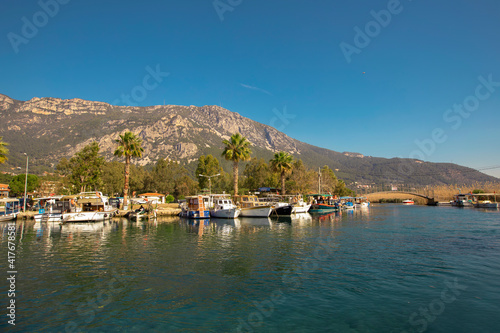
top-left (23, 153), bottom-right (29, 212)
top-left (199, 173), bottom-right (220, 194)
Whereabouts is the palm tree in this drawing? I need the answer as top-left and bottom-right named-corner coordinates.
top-left (222, 133), bottom-right (252, 195)
top-left (114, 131), bottom-right (144, 208)
top-left (270, 151), bottom-right (294, 195)
top-left (0, 137), bottom-right (8, 164)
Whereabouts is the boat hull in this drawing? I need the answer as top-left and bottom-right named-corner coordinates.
top-left (292, 204), bottom-right (311, 214)
top-left (34, 213), bottom-right (63, 222)
top-left (239, 206), bottom-right (273, 218)
top-left (474, 203), bottom-right (499, 209)
top-left (210, 208), bottom-right (241, 219)
top-left (0, 213), bottom-right (17, 222)
top-left (309, 204), bottom-right (339, 213)
top-left (271, 204), bottom-right (293, 216)
top-left (180, 210), bottom-right (210, 219)
top-left (63, 211), bottom-right (116, 223)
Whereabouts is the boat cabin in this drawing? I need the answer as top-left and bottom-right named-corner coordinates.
top-left (186, 195), bottom-right (209, 210)
top-left (236, 195), bottom-right (270, 208)
top-left (0, 198), bottom-right (20, 216)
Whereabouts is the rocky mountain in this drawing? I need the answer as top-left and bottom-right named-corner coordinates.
top-left (0, 93), bottom-right (497, 186)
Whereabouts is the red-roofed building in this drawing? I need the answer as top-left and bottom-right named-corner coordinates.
top-left (0, 184), bottom-right (10, 198)
top-left (138, 193), bottom-right (166, 204)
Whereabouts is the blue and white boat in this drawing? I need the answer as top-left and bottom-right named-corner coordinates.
top-left (180, 195), bottom-right (210, 219)
top-left (0, 198), bottom-right (20, 222)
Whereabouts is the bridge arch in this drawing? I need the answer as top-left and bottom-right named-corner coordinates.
top-left (365, 191), bottom-right (436, 205)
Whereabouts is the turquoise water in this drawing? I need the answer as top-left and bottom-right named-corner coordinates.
top-left (1, 205), bottom-right (499, 332)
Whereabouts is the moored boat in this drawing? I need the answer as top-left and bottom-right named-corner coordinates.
top-left (474, 201), bottom-right (499, 209)
top-left (33, 196), bottom-right (65, 222)
top-left (289, 195), bottom-right (311, 213)
top-left (470, 192), bottom-right (499, 209)
top-left (62, 192), bottom-right (117, 223)
top-left (402, 199), bottom-right (414, 205)
top-left (180, 195), bottom-right (210, 219)
top-left (308, 194), bottom-right (339, 213)
top-left (271, 202), bottom-right (293, 216)
top-left (354, 197), bottom-right (370, 208)
top-left (236, 195), bottom-right (273, 218)
top-left (0, 198), bottom-right (20, 222)
top-left (451, 194), bottom-right (472, 207)
top-left (209, 194), bottom-right (240, 218)
top-left (258, 195), bottom-right (293, 216)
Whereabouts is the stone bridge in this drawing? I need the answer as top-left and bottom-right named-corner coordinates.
top-left (365, 191), bottom-right (437, 205)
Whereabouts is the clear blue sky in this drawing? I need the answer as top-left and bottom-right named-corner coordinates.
top-left (1, 0), bottom-right (499, 178)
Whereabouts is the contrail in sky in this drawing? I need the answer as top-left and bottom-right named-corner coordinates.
top-left (240, 83), bottom-right (273, 96)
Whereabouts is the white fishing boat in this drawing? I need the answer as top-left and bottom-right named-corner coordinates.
top-left (470, 193), bottom-right (499, 209)
top-left (402, 199), bottom-right (415, 205)
top-left (288, 195), bottom-right (311, 213)
top-left (209, 194), bottom-right (240, 219)
top-left (451, 194), bottom-right (472, 207)
top-left (474, 201), bottom-right (499, 209)
top-left (62, 192), bottom-right (117, 223)
top-left (33, 196), bottom-right (65, 222)
top-left (0, 198), bottom-right (20, 222)
top-left (236, 195), bottom-right (273, 218)
top-left (354, 197), bottom-right (370, 208)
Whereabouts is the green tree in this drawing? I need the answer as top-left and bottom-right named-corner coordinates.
top-left (243, 158), bottom-right (271, 191)
top-left (9, 174), bottom-right (39, 196)
top-left (196, 155), bottom-right (224, 193)
top-left (222, 133), bottom-right (252, 195)
top-left (57, 142), bottom-right (105, 193)
top-left (165, 194), bottom-right (175, 203)
top-left (270, 151), bottom-right (294, 195)
top-left (335, 180), bottom-right (355, 197)
top-left (114, 131), bottom-right (144, 207)
top-left (101, 161), bottom-right (124, 196)
top-left (149, 159), bottom-right (197, 197)
top-left (287, 159), bottom-right (316, 194)
top-left (0, 136), bottom-right (8, 164)
top-left (319, 165), bottom-right (338, 194)
top-left (129, 164), bottom-right (149, 195)
top-left (56, 157), bottom-right (71, 176)
top-left (174, 175), bottom-right (198, 198)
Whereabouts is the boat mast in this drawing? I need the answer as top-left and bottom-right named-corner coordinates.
top-left (318, 167), bottom-right (321, 193)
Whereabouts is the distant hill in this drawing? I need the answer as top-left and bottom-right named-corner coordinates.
top-left (0, 93), bottom-right (497, 187)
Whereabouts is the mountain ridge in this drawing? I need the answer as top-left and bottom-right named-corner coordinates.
top-left (0, 93), bottom-right (497, 186)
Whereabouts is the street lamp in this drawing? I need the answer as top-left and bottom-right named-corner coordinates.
top-left (23, 153), bottom-right (29, 212)
top-left (198, 173), bottom-right (220, 194)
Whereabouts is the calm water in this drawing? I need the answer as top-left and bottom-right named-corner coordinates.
top-left (1, 205), bottom-right (499, 332)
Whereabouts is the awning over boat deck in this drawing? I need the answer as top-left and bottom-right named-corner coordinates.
top-left (0, 198), bottom-right (19, 203)
top-left (61, 195), bottom-right (80, 200)
top-left (466, 193), bottom-right (498, 196)
top-left (307, 194), bottom-right (336, 197)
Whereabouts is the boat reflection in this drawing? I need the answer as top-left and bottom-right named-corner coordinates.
top-left (312, 210), bottom-right (343, 222)
top-left (240, 217), bottom-right (272, 227)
